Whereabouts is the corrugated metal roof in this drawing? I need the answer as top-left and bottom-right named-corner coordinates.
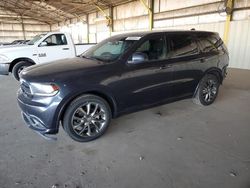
top-left (0, 0), bottom-right (135, 24)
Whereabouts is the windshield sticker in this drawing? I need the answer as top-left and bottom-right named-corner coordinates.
top-left (125, 37), bottom-right (141, 40)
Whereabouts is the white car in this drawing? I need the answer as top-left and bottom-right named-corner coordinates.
top-left (0, 32), bottom-right (95, 80)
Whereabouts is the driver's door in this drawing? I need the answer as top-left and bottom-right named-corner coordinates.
top-left (113, 34), bottom-right (174, 112)
top-left (37, 34), bottom-right (74, 64)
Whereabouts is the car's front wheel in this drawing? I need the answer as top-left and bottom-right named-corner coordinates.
top-left (63, 94), bottom-right (111, 142)
top-left (194, 74), bottom-right (220, 106)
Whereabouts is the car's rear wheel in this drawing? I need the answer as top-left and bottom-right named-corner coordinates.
top-left (12, 61), bottom-right (32, 81)
top-left (63, 94), bottom-right (111, 142)
top-left (194, 74), bottom-right (220, 106)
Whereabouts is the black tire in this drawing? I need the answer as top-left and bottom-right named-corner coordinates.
top-left (194, 74), bottom-right (220, 106)
top-left (12, 61), bottom-right (32, 81)
top-left (63, 94), bottom-right (111, 142)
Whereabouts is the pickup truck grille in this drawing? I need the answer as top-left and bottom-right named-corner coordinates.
top-left (20, 81), bottom-right (32, 97)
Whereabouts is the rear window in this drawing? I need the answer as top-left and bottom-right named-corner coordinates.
top-left (212, 35), bottom-right (226, 51)
top-left (169, 35), bottom-right (199, 58)
top-left (199, 38), bottom-right (217, 53)
top-left (199, 34), bottom-right (224, 52)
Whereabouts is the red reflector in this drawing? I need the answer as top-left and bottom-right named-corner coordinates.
top-left (51, 84), bottom-right (59, 91)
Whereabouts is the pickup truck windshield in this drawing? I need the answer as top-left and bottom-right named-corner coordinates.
top-left (82, 37), bottom-right (139, 62)
top-left (27, 34), bottom-right (46, 45)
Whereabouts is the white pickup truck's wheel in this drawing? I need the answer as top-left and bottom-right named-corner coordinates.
top-left (12, 61), bottom-right (32, 81)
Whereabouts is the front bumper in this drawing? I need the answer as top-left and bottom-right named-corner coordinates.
top-left (17, 89), bottom-right (61, 138)
top-left (0, 63), bottom-right (10, 75)
top-left (21, 112), bottom-right (57, 140)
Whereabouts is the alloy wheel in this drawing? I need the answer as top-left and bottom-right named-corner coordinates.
top-left (71, 102), bottom-right (107, 138)
top-left (201, 79), bottom-right (218, 103)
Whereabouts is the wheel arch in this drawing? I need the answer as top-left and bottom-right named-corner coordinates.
top-left (193, 67), bottom-right (223, 97)
top-left (9, 58), bottom-right (35, 72)
top-left (204, 67), bottom-right (223, 84)
top-left (56, 90), bottom-right (118, 129)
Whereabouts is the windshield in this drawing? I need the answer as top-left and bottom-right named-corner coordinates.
top-left (82, 36), bottom-right (140, 62)
top-left (27, 34), bottom-right (46, 45)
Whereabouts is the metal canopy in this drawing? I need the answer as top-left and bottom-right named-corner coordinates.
top-left (0, 0), bottom-right (134, 24)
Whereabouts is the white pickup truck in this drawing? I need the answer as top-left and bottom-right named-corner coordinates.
top-left (0, 32), bottom-right (95, 80)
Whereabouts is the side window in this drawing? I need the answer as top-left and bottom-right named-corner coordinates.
top-left (136, 40), bottom-right (150, 53)
top-left (211, 35), bottom-right (224, 51)
top-left (199, 36), bottom-right (218, 53)
top-left (42, 34), bottom-right (67, 46)
top-left (129, 36), bottom-right (165, 63)
top-left (169, 35), bottom-right (198, 58)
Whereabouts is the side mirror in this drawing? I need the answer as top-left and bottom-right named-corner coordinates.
top-left (39, 41), bottom-right (48, 47)
top-left (128, 52), bottom-right (148, 64)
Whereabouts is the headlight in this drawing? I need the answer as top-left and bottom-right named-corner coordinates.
top-left (29, 83), bottom-right (59, 97)
top-left (0, 54), bottom-right (9, 63)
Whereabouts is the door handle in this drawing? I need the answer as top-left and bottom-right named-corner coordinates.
top-left (62, 48), bottom-right (69, 50)
top-left (200, 58), bottom-right (207, 63)
top-left (159, 64), bottom-right (172, 70)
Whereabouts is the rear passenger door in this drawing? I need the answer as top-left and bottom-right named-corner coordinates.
top-left (167, 34), bottom-right (203, 98)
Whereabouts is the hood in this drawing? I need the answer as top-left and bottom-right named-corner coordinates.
top-left (21, 57), bottom-right (108, 82)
